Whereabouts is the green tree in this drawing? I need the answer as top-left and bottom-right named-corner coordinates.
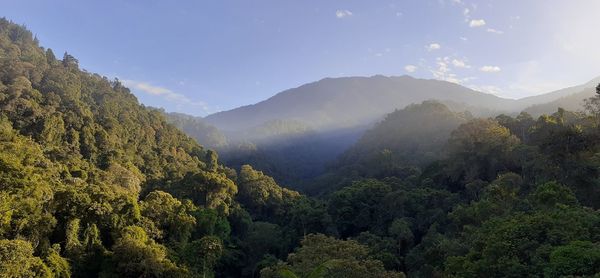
top-left (141, 191), bottom-right (197, 243)
top-left (546, 241), bottom-right (600, 277)
top-left (101, 226), bottom-right (186, 277)
top-left (0, 239), bottom-right (51, 278)
top-left (44, 244), bottom-right (71, 278)
top-left (261, 234), bottom-right (404, 278)
top-left (446, 119), bottom-right (520, 184)
top-left (182, 236), bottom-right (223, 278)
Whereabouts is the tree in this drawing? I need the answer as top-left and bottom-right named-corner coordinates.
top-left (261, 234), bottom-right (404, 278)
top-left (44, 244), bottom-right (71, 278)
top-left (101, 226), bottom-right (186, 277)
top-left (446, 119), bottom-right (520, 184)
top-left (584, 83), bottom-right (600, 118)
top-left (61, 52), bottom-right (78, 69)
top-left (328, 179), bottom-right (392, 237)
top-left (206, 150), bottom-right (218, 172)
top-left (182, 236), bottom-right (223, 278)
top-left (288, 196), bottom-right (332, 238)
top-left (236, 165), bottom-right (299, 219)
top-left (140, 191), bottom-right (197, 243)
top-left (0, 239), bottom-right (52, 278)
top-left (546, 241), bottom-right (600, 277)
top-left (240, 221), bottom-right (288, 276)
top-left (445, 207), bottom-right (600, 277)
top-left (530, 181), bottom-right (578, 210)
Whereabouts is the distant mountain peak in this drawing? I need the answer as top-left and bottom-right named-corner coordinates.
top-left (204, 75), bottom-right (513, 132)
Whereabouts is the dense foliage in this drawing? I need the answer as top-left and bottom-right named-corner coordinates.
top-left (1, 18), bottom-right (600, 278)
top-left (0, 19), bottom-right (334, 278)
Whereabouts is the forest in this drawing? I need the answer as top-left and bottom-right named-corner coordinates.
top-left (1, 18), bottom-right (600, 278)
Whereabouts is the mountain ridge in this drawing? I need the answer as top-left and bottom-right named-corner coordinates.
top-left (204, 75), bottom-right (600, 133)
top-left (204, 75), bottom-right (514, 131)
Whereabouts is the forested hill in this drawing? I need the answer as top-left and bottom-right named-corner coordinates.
top-left (330, 101), bottom-right (470, 180)
top-left (0, 19), bottom-right (242, 211)
top-left (0, 18), bottom-right (236, 276)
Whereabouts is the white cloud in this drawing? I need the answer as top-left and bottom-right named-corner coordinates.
top-left (463, 8), bottom-right (471, 22)
top-left (469, 19), bottom-right (486, 27)
top-left (405, 65), bottom-right (417, 73)
top-left (479, 66), bottom-right (501, 73)
top-left (430, 57), bottom-right (469, 84)
top-left (436, 58), bottom-right (450, 73)
top-left (460, 37), bottom-right (468, 41)
top-left (122, 80), bottom-right (210, 112)
top-left (426, 43), bottom-right (441, 51)
top-left (463, 8), bottom-right (470, 16)
top-left (452, 58), bottom-right (471, 68)
top-left (335, 10), bottom-right (353, 18)
top-left (486, 28), bottom-right (504, 34)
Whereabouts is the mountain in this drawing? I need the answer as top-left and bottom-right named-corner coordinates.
top-left (518, 76), bottom-right (600, 110)
top-left (205, 75), bottom-right (600, 134)
top-left (522, 78), bottom-right (600, 116)
top-left (204, 75), bottom-right (516, 132)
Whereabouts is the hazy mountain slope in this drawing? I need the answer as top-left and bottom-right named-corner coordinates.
top-left (205, 76), bottom-right (600, 134)
top-left (524, 85), bottom-right (597, 116)
top-left (517, 76), bottom-right (600, 108)
top-left (204, 75), bottom-right (516, 131)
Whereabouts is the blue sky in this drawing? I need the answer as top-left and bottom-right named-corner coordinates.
top-left (2, 0), bottom-right (599, 116)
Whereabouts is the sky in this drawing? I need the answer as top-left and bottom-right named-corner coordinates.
top-left (2, 0), bottom-right (599, 116)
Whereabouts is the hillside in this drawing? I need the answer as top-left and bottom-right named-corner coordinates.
top-left (518, 76), bottom-right (600, 110)
top-left (336, 101), bottom-right (471, 172)
top-left (304, 101), bottom-right (470, 194)
top-left (0, 18), bottom-right (245, 276)
top-left (205, 75), bottom-right (600, 134)
top-left (204, 75), bottom-right (516, 132)
top-left (524, 86), bottom-right (597, 116)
